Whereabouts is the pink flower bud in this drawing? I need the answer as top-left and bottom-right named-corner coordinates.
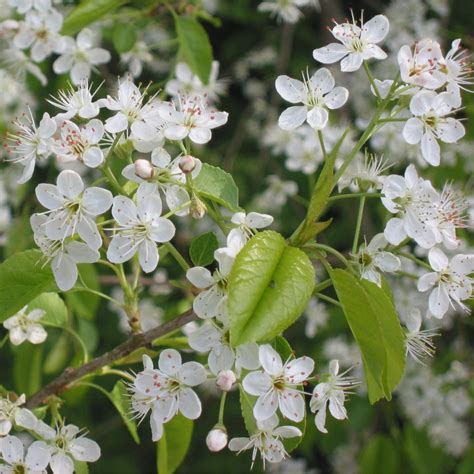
top-left (206, 428), bottom-right (228, 452)
top-left (216, 370), bottom-right (236, 392)
top-left (179, 155), bottom-right (196, 174)
top-left (134, 159), bottom-right (155, 180)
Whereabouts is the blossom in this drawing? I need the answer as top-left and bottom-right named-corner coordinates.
top-left (275, 68), bottom-right (348, 130)
top-left (354, 233), bottom-right (401, 287)
top-left (107, 185), bottom-right (175, 272)
top-left (404, 309), bottom-right (438, 363)
top-left (3, 305), bottom-right (47, 345)
top-left (338, 153), bottom-right (390, 192)
top-left (53, 119), bottom-right (105, 168)
top-left (158, 95), bottom-right (228, 144)
top-left (8, 0), bottom-right (51, 14)
top-left (417, 247), bottom-right (474, 318)
top-left (242, 344), bottom-right (313, 422)
top-left (13, 10), bottom-right (65, 62)
top-left (30, 213), bottom-right (100, 291)
top-left (132, 351), bottom-right (207, 424)
top-left (35, 424), bottom-right (101, 474)
top-left (229, 211), bottom-right (273, 243)
top-left (0, 395), bottom-right (27, 436)
top-left (403, 90), bottom-right (465, 166)
top-left (35, 170), bottom-right (112, 250)
top-left (381, 165), bottom-right (440, 248)
top-left (53, 28), bottom-right (111, 85)
top-left (310, 360), bottom-right (358, 433)
top-left (6, 111), bottom-right (56, 183)
top-left (313, 14), bottom-right (389, 72)
top-left (258, 0), bottom-right (319, 24)
top-left (228, 414), bottom-right (302, 468)
top-left (0, 435), bottom-right (51, 473)
top-left (304, 298), bottom-right (329, 338)
top-left (206, 428), bottom-right (228, 452)
top-left (120, 41), bottom-right (154, 78)
top-left (188, 322), bottom-right (260, 376)
top-left (47, 80), bottom-right (101, 120)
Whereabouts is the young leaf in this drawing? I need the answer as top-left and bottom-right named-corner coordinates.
top-left (189, 232), bottom-right (219, 266)
top-left (228, 231), bottom-right (315, 347)
top-left (28, 293), bottom-right (68, 327)
top-left (62, 0), bottom-right (128, 36)
top-left (0, 250), bottom-right (57, 322)
top-left (330, 269), bottom-right (405, 404)
top-left (193, 163), bottom-right (239, 211)
top-left (110, 381), bottom-right (140, 444)
top-left (175, 16), bottom-right (213, 84)
top-left (157, 414), bottom-right (193, 474)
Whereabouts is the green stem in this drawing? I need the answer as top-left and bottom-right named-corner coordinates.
top-left (363, 61), bottom-right (381, 100)
top-left (328, 192), bottom-right (381, 201)
top-left (352, 196), bottom-right (366, 254)
top-left (206, 202), bottom-right (229, 235)
top-left (306, 243), bottom-right (352, 269)
top-left (317, 130), bottom-right (327, 159)
top-left (396, 251), bottom-right (432, 270)
top-left (101, 368), bottom-right (135, 382)
top-left (70, 286), bottom-right (122, 306)
top-left (164, 242), bottom-right (190, 272)
top-left (0, 333), bottom-right (10, 349)
top-left (313, 278), bottom-right (332, 294)
top-left (315, 293), bottom-right (342, 308)
top-left (218, 391), bottom-right (227, 426)
top-left (163, 200), bottom-right (192, 218)
top-left (43, 322), bottom-right (89, 364)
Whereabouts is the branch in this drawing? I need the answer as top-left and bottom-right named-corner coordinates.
top-left (26, 309), bottom-right (197, 409)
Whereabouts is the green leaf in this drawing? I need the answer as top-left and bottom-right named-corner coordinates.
top-left (361, 435), bottom-right (400, 474)
top-left (157, 414), bottom-right (193, 474)
top-left (28, 293), bottom-right (68, 327)
top-left (193, 163), bottom-right (239, 211)
top-left (457, 444), bottom-right (474, 474)
top-left (0, 250), bottom-right (57, 322)
top-left (44, 333), bottom-right (70, 375)
top-left (189, 232), bottom-right (219, 266)
top-left (62, 0), bottom-right (129, 36)
top-left (228, 231), bottom-right (315, 346)
top-left (5, 213), bottom-right (34, 257)
top-left (65, 264), bottom-right (100, 320)
top-left (175, 16), bottom-right (213, 84)
top-left (73, 461), bottom-right (89, 474)
top-left (13, 344), bottom-right (43, 395)
top-left (113, 23), bottom-right (137, 53)
top-left (330, 269), bottom-right (405, 404)
top-left (110, 381), bottom-right (140, 444)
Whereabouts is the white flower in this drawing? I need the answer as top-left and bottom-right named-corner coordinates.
top-left (310, 360), bottom-right (358, 433)
top-left (30, 213), bottom-right (100, 291)
top-left (275, 68), bottom-right (348, 130)
top-left (206, 428), bottom-right (228, 452)
top-left (313, 14), bottom-right (389, 72)
top-left (120, 41), bottom-right (154, 78)
top-left (404, 309), bottom-right (438, 363)
top-left (215, 370), bottom-right (237, 392)
top-left (158, 95), bottom-right (228, 144)
top-left (338, 153), bottom-right (389, 192)
top-left (101, 79), bottom-right (162, 136)
top-left (3, 305), bottom-right (47, 345)
top-left (53, 28), bottom-right (111, 85)
top-left (13, 10), bottom-right (64, 62)
top-left (228, 414), bottom-right (302, 468)
top-left (258, 0), bottom-right (319, 24)
top-left (242, 344), bottom-right (314, 422)
top-left (255, 175), bottom-right (298, 212)
top-left (397, 39), bottom-right (446, 90)
top-left (53, 119), bottom-right (105, 168)
top-left (121, 147), bottom-right (201, 217)
top-left (6, 111), bottom-right (56, 184)
top-left (37, 424), bottom-right (101, 474)
top-left (107, 185), bottom-right (175, 273)
top-left (8, 0), bottom-right (51, 14)
top-left (133, 351), bottom-right (207, 424)
top-left (403, 90), bottom-right (465, 166)
top-left (354, 233), bottom-right (401, 287)
top-left (188, 322), bottom-right (260, 376)
top-left (0, 435), bottom-right (51, 474)
top-left (417, 247), bottom-right (474, 318)
top-left (230, 211), bottom-right (273, 243)
top-left (1, 48), bottom-right (47, 85)
top-left (381, 165), bottom-right (440, 248)
top-left (304, 298), bottom-right (329, 338)
top-left (47, 80), bottom-right (101, 120)
top-left (0, 395), bottom-right (27, 436)
top-left (35, 170), bottom-right (112, 250)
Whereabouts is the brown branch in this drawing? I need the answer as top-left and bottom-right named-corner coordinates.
top-left (26, 309), bottom-right (197, 409)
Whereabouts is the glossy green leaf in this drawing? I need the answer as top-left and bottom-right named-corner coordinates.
top-left (0, 250), bottom-right (57, 322)
top-left (189, 232), bottom-right (219, 266)
top-left (330, 269), bottom-right (405, 404)
top-left (62, 0), bottom-right (129, 36)
top-left (193, 163), bottom-right (239, 211)
top-left (28, 293), bottom-right (68, 327)
top-left (110, 381), bottom-right (140, 444)
top-left (157, 414), bottom-right (193, 474)
top-left (175, 16), bottom-right (213, 84)
top-left (361, 435), bottom-right (400, 474)
top-left (228, 231), bottom-right (315, 346)
top-left (113, 23), bottom-right (137, 53)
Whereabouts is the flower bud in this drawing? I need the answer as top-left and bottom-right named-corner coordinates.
top-left (216, 370), bottom-right (236, 392)
top-left (206, 428), bottom-right (228, 452)
top-left (190, 197), bottom-right (206, 219)
top-left (179, 155), bottom-right (196, 174)
top-left (134, 159), bottom-right (155, 180)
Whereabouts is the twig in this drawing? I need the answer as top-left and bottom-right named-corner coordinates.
top-left (25, 309), bottom-right (197, 409)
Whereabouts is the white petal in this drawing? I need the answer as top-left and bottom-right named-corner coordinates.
top-left (314, 405), bottom-right (328, 433)
top-left (361, 15), bottom-right (389, 43)
top-left (179, 361), bottom-right (207, 386)
top-left (324, 87), bottom-right (348, 109)
top-left (52, 253), bottom-right (78, 291)
top-left (83, 147), bottom-right (104, 167)
top-left (26, 324), bottom-right (47, 344)
top-left (208, 345), bottom-right (234, 374)
top-left (56, 170), bottom-right (84, 199)
top-left (228, 438), bottom-right (251, 452)
top-left (0, 435), bottom-right (24, 464)
top-left (107, 235), bottom-right (136, 264)
top-left (384, 217), bottom-right (407, 245)
top-left (428, 247), bottom-right (448, 271)
top-left (275, 75), bottom-right (305, 103)
top-left (278, 106), bottom-right (307, 130)
top-left (420, 130), bottom-right (440, 166)
top-left (429, 286), bottom-right (450, 318)
top-left (242, 371), bottom-right (272, 396)
top-left (189, 127), bottom-right (212, 144)
top-left (403, 118), bottom-right (424, 144)
top-left (150, 411), bottom-right (164, 442)
top-left (285, 356), bottom-right (314, 383)
top-left (193, 287), bottom-right (224, 319)
top-left (50, 453), bottom-right (74, 474)
top-left (259, 344), bottom-right (283, 376)
top-left (187, 323), bottom-right (221, 352)
top-left (149, 218), bottom-right (175, 243)
top-left (253, 390), bottom-right (278, 420)
top-left (313, 43), bottom-right (348, 64)
top-left (35, 184), bottom-right (64, 210)
top-left (436, 118), bottom-right (465, 143)
top-left (105, 113), bottom-right (129, 133)
top-left (164, 125), bottom-right (188, 141)
top-left (310, 68), bottom-right (335, 94)
top-left (341, 52), bottom-right (364, 72)
top-left (70, 437), bottom-right (101, 462)
top-left (25, 441), bottom-right (51, 471)
top-left (307, 106), bottom-right (328, 130)
top-left (138, 239), bottom-right (159, 273)
top-left (82, 187), bottom-right (113, 216)
top-left (186, 267), bottom-right (214, 289)
top-left (279, 390), bottom-right (306, 422)
top-left (112, 196), bottom-right (138, 226)
top-left (158, 348), bottom-right (182, 376)
top-left (66, 241), bottom-right (100, 263)
top-left (178, 388), bottom-right (202, 419)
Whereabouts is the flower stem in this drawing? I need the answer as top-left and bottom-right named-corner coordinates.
top-left (218, 391), bottom-right (227, 426)
top-left (164, 242), bottom-right (190, 272)
top-left (314, 293), bottom-right (342, 308)
top-left (317, 130), bottom-right (327, 159)
top-left (352, 196), bottom-right (366, 254)
top-left (328, 192), bottom-right (381, 201)
top-left (363, 61), bottom-right (381, 100)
